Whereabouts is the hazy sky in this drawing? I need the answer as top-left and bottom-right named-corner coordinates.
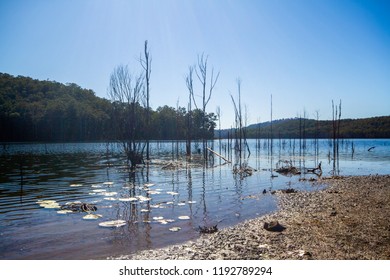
top-left (1, 0), bottom-right (389, 128)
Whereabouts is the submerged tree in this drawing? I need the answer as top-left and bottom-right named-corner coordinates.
top-left (190, 53), bottom-right (220, 161)
top-left (140, 40), bottom-right (152, 161)
top-left (108, 64), bottom-right (145, 169)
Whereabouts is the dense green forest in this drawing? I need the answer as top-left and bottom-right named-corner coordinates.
top-left (216, 116), bottom-right (390, 139)
top-left (0, 73), bottom-right (216, 142)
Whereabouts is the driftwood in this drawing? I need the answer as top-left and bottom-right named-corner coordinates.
top-left (275, 160), bottom-right (301, 175)
top-left (207, 147), bottom-right (231, 163)
top-left (275, 160), bottom-right (322, 177)
top-left (233, 163), bottom-right (256, 177)
top-left (198, 225), bottom-right (218, 234)
top-left (60, 202), bottom-right (97, 212)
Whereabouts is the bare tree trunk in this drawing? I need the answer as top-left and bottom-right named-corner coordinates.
top-left (185, 66), bottom-right (194, 158)
top-left (140, 40), bottom-right (152, 161)
top-left (193, 53), bottom-right (219, 162)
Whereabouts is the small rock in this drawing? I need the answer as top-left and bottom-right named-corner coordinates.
top-left (263, 221), bottom-right (286, 232)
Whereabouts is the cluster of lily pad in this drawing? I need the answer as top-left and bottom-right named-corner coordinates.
top-left (37, 181), bottom-right (196, 232)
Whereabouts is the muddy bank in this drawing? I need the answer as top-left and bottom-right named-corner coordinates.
top-left (114, 175), bottom-right (390, 260)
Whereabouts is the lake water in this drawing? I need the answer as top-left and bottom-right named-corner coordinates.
top-left (0, 139), bottom-right (389, 259)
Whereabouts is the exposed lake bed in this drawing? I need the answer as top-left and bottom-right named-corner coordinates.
top-left (0, 139), bottom-right (389, 259)
top-left (121, 175), bottom-right (390, 260)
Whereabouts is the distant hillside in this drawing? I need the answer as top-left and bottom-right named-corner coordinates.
top-left (0, 73), bottom-right (215, 142)
top-left (216, 116), bottom-right (390, 139)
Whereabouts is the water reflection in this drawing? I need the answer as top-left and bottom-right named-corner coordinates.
top-left (0, 139), bottom-right (389, 259)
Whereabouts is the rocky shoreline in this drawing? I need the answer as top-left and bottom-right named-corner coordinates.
top-left (114, 175), bottom-right (390, 260)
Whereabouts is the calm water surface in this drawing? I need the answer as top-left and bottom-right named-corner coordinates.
top-left (0, 139), bottom-right (389, 259)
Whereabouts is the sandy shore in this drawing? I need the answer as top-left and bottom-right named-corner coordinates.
top-left (115, 175), bottom-right (390, 260)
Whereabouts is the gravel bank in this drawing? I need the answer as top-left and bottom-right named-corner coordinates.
top-left (115, 175), bottom-right (390, 260)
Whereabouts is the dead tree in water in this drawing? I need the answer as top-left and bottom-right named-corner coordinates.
top-left (191, 53), bottom-right (220, 162)
top-left (231, 79), bottom-right (252, 175)
top-left (140, 40), bottom-right (152, 161)
top-left (185, 66), bottom-right (194, 158)
top-left (332, 100), bottom-right (342, 175)
top-left (108, 64), bottom-right (145, 170)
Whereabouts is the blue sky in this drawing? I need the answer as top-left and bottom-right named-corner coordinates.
top-left (1, 0), bottom-right (389, 128)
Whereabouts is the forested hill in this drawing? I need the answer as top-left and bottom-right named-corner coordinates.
top-left (216, 116), bottom-right (390, 139)
top-left (0, 73), bottom-right (215, 142)
top-left (1, 73), bottom-right (388, 142)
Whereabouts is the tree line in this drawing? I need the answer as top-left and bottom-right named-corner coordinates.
top-left (0, 72), bottom-right (216, 142)
top-left (217, 116), bottom-right (390, 139)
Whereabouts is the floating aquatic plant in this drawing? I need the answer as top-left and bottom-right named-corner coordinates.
top-left (99, 220), bottom-right (126, 228)
top-left (169, 227), bottom-right (181, 232)
top-left (37, 200), bottom-right (61, 209)
top-left (103, 182), bottom-right (114, 186)
top-left (119, 197), bottom-right (138, 202)
top-left (70, 184), bottom-right (83, 187)
top-left (136, 195), bottom-right (152, 202)
top-left (36, 200), bottom-right (56, 204)
top-left (56, 210), bottom-right (73, 214)
top-left (167, 191), bottom-right (179, 195)
top-left (178, 216), bottom-right (190, 220)
top-left (177, 203), bottom-right (186, 206)
top-left (144, 183), bottom-right (155, 187)
top-left (92, 189), bottom-right (106, 193)
top-left (147, 190), bottom-right (161, 195)
top-left (83, 214), bottom-right (103, 220)
top-left (153, 216), bottom-right (164, 220)
top-left (103, 192), bottom-right (117, 196)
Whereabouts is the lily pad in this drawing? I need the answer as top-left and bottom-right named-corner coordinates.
top-left (177, 203), bottom-right (186, 206)
top-left (136, 196), bottom-right (151, 202)
top-left (169, 227), bottom-right (181, 232)
top-left (38, 200), bottom-right (61, 209)
top-left (83, 214), bottom-right (103, 220)
top-left (42, 203), bottom-right (61, 209)
top-left (92, 189), bottom-right (106, 193)
top-left (187, 201), bottom-right (197, 204)
top-left (144, 183), bottom-right (155, 187)
top-left (167, 191), bottom-right (179, 195)
top-left (147, 190), bottom-right (161, 195)
top-left (103, 182), bottom-right (114, 186)
top-left (99, 220), bottom-right (127, 228)
top-left (70, 184), bottom-right (83, 187)
top-left (104, 192), bottom-right (117, 196)
top-left (153, 216), bottom-right (164, 220)
top-left (57, 210), bottom-right (74, 214)
top-left (119, 197), bottom-right (138, 202)
top-left (36, 200), bottom-right (57, 204)
top-left (140, 209), bottom-right (150, 212)
top-left (178, 215), bottom-right (190, 220)
top-left (104, 197), bottom-right (117, 201)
